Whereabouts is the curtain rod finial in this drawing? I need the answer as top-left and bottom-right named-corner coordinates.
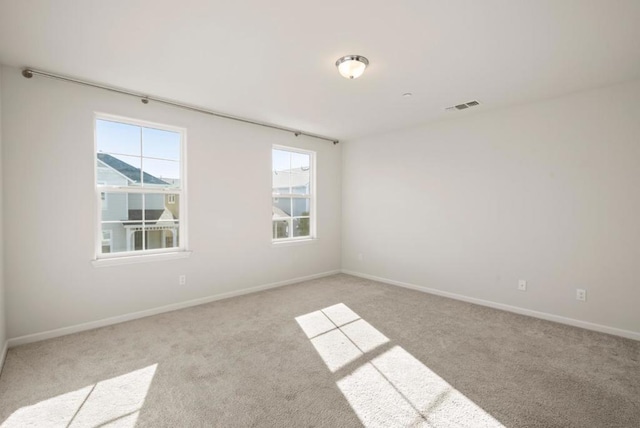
top-left (22, 69), bottom-right (34, 79)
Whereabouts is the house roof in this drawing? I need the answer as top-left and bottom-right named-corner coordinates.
top-left (97, 153), bottom-right (169, 186)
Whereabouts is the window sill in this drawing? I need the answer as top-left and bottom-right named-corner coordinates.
top-left (271, 238), bottom-right (317, 247)
top-left (92, 251), bottom-right (192, 267)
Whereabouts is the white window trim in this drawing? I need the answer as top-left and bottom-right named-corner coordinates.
top-left (271, 145), bottom-right (316, 243)
top-left (272, 237), bottom-right (318, 247)
top-left (93, 112), bottom-right (188, 263)
top-left (92, 250), bottom-right (192, 267)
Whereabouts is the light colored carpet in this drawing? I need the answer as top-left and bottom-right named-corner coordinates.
top-left (0, 274), bottom-right (638, 427)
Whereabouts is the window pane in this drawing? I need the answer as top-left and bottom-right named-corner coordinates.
top-left (144, 227), bottom-right (179, 250)
top-left (101, 228), bottom-right (112, 253)
top-left (100, 190), bottom-right (108, 210)
top-left (165, 193), bottom-right (179, 209)
top-left (293, 217), bottom-right (311, 237)
top-left (144, 193), bottom-right (179, 251)
top-left (161, 229), bottom-right (178, 248)
top-left (143, 193), bottom-right (175, 220)
top-left (142, 127), bottom-right (181, 161)
top-left (273, 149), bottom-right (291, 194)
top-left (273, 220), bottom-right (290, 239)
top-left (273, 149), bottom-right (291, 173)
top-left (100, 193), bottom-right (129, 221)
top-left (141, 158), bottom-right (180, 187)
top-left (272, 171), bottom-right (291, 195)
top-left (96, 154), bottom-right (142, 186)
top-left (158, 196), bottom-right (180, 220)
top-left (127, 193), bottom-right (143, 211)
top-left (291, 168), bottom-right (310, 195)
top-left (273, 198), bottom-right (291, 218)
top-left (96, 119), bottom-right (140, 156)
top-left (291, 152), bottom-right (310, 169)
top-left (133, 230), bottom-right (143, 251)
top-left (292, 198), bottom-right (310, 217)
top-left (101, 224), bottom-right (129, 254)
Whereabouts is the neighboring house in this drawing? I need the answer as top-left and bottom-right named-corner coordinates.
top-left (97, 153), bottom-right (179, 253)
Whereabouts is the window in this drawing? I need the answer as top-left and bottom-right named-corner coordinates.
top-left (272, 146), bottom-right (315, 241)
top-left (95, 114), bottom-right (186, 259)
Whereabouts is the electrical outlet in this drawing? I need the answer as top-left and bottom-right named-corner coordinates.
top-left (179, 275), bottom-right (186, 286)
top-left (576, 288), bottom-right (586, 302)
top-left (518, 280), bottom-right (527, 291)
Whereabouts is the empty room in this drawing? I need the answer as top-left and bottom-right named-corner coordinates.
top-left (0, 1), bottom-right (639, 427)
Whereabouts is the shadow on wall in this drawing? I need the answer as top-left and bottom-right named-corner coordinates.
top-left (296, 303), bottom-right (504, 427)
top-left (1, 364), bottom-right (157, 427)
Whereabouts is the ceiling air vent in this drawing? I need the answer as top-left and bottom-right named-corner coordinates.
top-left (445, 100), bottom-right (481, 111)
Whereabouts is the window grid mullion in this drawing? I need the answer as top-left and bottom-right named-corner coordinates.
top-left (139, 126), bottom-right (144, 185)
top-left (97, 187), bottom-right (182, 194)
top-left (141, 192), bottom-right (146, 251)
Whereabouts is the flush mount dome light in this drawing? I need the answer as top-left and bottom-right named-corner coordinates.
top-left (335, 55), bottom-right (369, 79)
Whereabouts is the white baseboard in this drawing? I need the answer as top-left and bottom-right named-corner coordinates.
top-left (7, 270), bottom-right (341, 348)
top-left (342, 269), bottom-right (640, 341)
top-left (0, 340), bottom-right (8, 375)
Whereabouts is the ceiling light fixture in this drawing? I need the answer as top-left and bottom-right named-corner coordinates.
top-left (335, 55), bottom-right (369, 79)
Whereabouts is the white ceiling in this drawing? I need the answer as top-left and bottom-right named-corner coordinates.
top-left (1, 1), bottom-right (639, 141)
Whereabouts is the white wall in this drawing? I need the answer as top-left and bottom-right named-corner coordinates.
top-left (343, 79), bottom-right (640, 335)
top-left (1, 65), bottom-right (341, 339)
top-left (0, 66), bottom-right (6, 357)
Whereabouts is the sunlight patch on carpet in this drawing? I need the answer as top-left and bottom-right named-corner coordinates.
top-left (296, 304), bottom-right (504, 428)
top-left (321, 303), bottom-right (360, 327)
top-left (296, 305), bottom-right (389, 372)
top-left (295, 310), bottom-right (336, 339)
top-left (2, 364), bottom-right (157, 428)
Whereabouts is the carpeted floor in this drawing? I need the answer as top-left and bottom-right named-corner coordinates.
top-left (0, 274), bottom-right (638, 427)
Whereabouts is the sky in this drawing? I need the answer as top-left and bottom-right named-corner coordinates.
top-left (273, 149), bottom-right (310, 172)
top-left (96, 119), bottom-right (181, 180)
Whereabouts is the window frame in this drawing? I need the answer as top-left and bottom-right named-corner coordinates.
top-left (271, 145), bottom-right (316, 243)
top-left (94, 112), bottom-right (188, 261)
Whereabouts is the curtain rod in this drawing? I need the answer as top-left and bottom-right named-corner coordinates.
top-left (21, 68), bottom-right (340, 145)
